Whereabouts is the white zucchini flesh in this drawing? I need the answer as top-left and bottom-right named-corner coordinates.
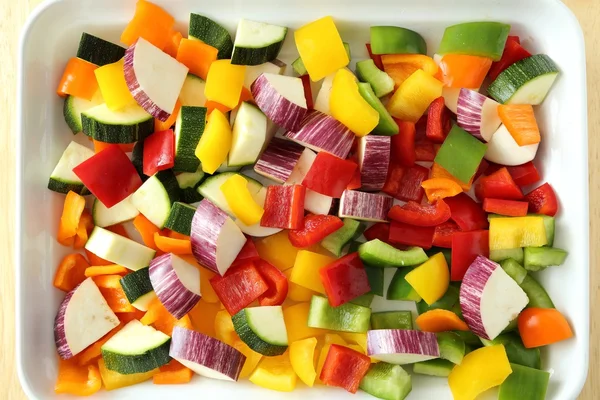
top-left (93, 195), bottom-right (139, 227)
top-left (229, 102), bottom-right (268, 167)
top-left (506, 73), bottom-right (559, 105)
top-left (85, 226), bottom-right (156, 271)
top-left (50, 141), bottom-right (95, 184)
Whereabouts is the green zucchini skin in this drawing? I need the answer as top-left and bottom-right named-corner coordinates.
top-left (102, 340), bottom-right (171, 375)
top-left (77, 33), bottom-right (125, 66)
top-left (82, 105), bottom-right (154, 144)
top-left (120, 267), bottom-right (154, 304)
top-left (232, 308), bottom-right (288, 357)
top-left (164, 202), bottom-right (196, 236)
top-left (174, 106), bottom-right (206, 172)
top-left (47, 179), bottom-right (90, 195)
top-left (189, 14), bottom-right (234, 59)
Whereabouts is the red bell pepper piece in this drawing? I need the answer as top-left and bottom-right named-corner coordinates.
top-left (320, 344), bottom-right (371, 394)
top-left (485, 161), bottom-right (541, 188)
top-left (483, 198), bottom-right (529, 217)
top-left (364, 222), bottom-right (391, 243)
top-left (255, 260), bottom-right (288, 306)
top-left (288, 214), bottom-right (344, 248)
top-left (488, 36), bottom-right (532, 81)
top-left (473, 159), bottom-right (490, 182)
top-left (302, 152), bottom-right (357, 198)
top-left (426, 97), bottom-right (452, 143)
top-left (231, 237), bottom-right (260, 268)
top-left (319, 252), bottom-right (371, 307)
top-left (209, 262), bottom-right (268, 315)
top-left (525, 183), bottom-right (558, 216)
top-left (346, 154), bottom-right (362, 190)
top-left (444, 193), bottom-right (489, 231)
top-left (391, 120), bottom-right (416, 167)
top-left (475, 167), bottom-right (524, 201)
top-left (388, 200), bottom-right (451, 227)
top-left (389, 221), bottom-right (435, 249)
top-left (260, 185), bottom-right (306, 229)
top-left (365, 43), bottom-right (384, 71)
top-left (73, 145), bottom-right (142, 208)
top-left (451, 230), bottom-right (490, 281)
top-left (300, 74), bottom-right (314, 110)
top-left (414, 140), bottom-right (438, 161)
top-left (383, 162), bottom-right (429, 202)
top-left (143, 129), bottom-right (175, 176)
top-left (432, 220), bottom-right (462, 248)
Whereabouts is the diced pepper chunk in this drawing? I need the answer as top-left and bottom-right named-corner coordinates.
top-left (432, 163), bottom-right (472, 191)
top-left (389, 221), bottom-right (435, 249)
top-left (289, 214), bottom-right (344, 248)
top-left (230, 238), bottom-right (260, 268)
top-left (330, 68), bottom-right (380, 136)
top-left (436, 54), bottom-right (492, 88)
top-left (255, 231), bottom-right (301, 271)
top-left (176, 38), bottom-right (218, 80)
top-left (143, 129), bottom-right (175, 176)
top-left (94, 59), bottom-right (136, 110)
top-left (383, 162), bottom-right (429, 202)
top-left (444, 193), bottom-right (489, 231)
top-left (489, 37), bottom-right (532, 81)
top-left (451, 230), bottom-right (490, 281)
top-left (210, 262), bottom-right (268, 315)
top-left (121, 0), bottom-right (175, 50)
top-left (387, 69), bottom-right (443, 123)
top-left (53, 254), bottom-right (90, 292)
top-left (434, 125), bottom-right (487, 184)
top-left (283, 303), bottom-right (328, 343)
top-left (214, 309), bottom-right (238, 346)
top-left (433, 221), bottom-right (462, 249)
top-left (525, 183), bottom-right (558, 216)
top-left (426, 97), bottom-right (453, 143)
top-left (220, 174), bottom-right (264, 226)
top-left (320, 252), bottom-right (371, 307)
top-left (475, 167), bottom-right (524, 200)
top-left (381, 54), bottom-right (438, 89)
top-left (289, 337), bottom-right (318, 387)
top-left (388, 200), bottom-right (451, 227)
top-left (422, 178), bottom-right (463, 202)
top-left (295, 16), bottom-right (349, 82)
top-left (233, 339), bottom-right (263, 379)
top-left (498, 104), bottom-right (541, 146)
top-left (320, 344), bottom-right (371, 393)
top-left (518, 308), bottom-right (573, 348)
top-left (489, 216), bottom-right (547, 250)
top-left (483, 198), bottom-right (529, 217)
top-left (249, 353), bottom-right (297, 392)
top-left (153, 360), bottom-right (193, 385)
top-left (260, 185), bottom-right (306, 230)
top-left (255, 259), bottom-right (289, 306)
top-left (391, 120), bottom-right (416, 167)
top-left (205, 59), bottom-right (246, 109)
top-left (405, 252), bottom-right (449, 305)
top-left (195, 109), bottom-right (232, 174)
top-left (290, 250), bottom-right (336, 294)
top-left (302, 152), bottom-right (357, 198)
top-left (57, 58), bottom-right (99, 100)
top-left (97, 358), bottom-right (156, 391)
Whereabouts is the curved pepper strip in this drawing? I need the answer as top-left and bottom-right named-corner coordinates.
top-left (57, 191), bottom-right (87, 246)
top-left (451, 230), bottom-right (490, 281)
top-left (55, 357), bottom-right (102, 396)
top-left (92, 275), bottom-right (136, 313)
top-left (288, 214), bottom-right (344, 248)
top-left (188, 299), bottom-right (220, 337)
top-left (153, 360), bottom-right (193, 385)
top-left (388, 200), bottom-right (451, 227)
top-left (448, 344), bottom-right (512, 400)
top-left (140, 297), bottom-right (193, 336)
top-left (56, 57), bottom-right (99, 100)
top-left (389, 221), bottom-right (435, 249)
top-left (390, 120), bottom-right (416, 167)
top-left (432, 221), bottom-right (461, 248)
top-left (422, 178), bottom-right (463, 202)
top-left (53, 253), bottom-right (90, 292)
top-left (289, 337), bottom-right (318, 387)
top-left (425, 97), bottom-right (453, 143)
top-left (256, 259), bottom-right (289, 306)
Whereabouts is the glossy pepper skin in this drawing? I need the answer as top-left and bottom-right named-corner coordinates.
top-left (143, 129), bottom-right (175, 176)
top-left (391, 120), bottom-right (416, 167)
top-left (255, 260), bottom-right (289, 306)
top-left (388, 200), bottom-right (452, 227)
top-left (289, 214), bottom-right (344, 248)
top-left (483, 198), bottom-right (529, 217)
top-left (426, 97), bottom-right (453, 143)
top-left (209, 262), bottom-right (268, 315)
top-left (475, 168), bottom-right (524, 201)
top-left (319, 252), bottom-right (371, 307)
top-left (260, 185), bottom-right (306, 229)
top-left (389, 221), bottom-right (435, 249)
top-left (320, 344), bottom-right (371, 393)
top-left (433, 221), bottom-right (462, 248)
top-left (73, 145), bottom-right (142, 208)
top-left (451, 230), bottom-right (490, 281)
top-left (486, 161), bottom-right (541, 187)
top-left (302, 152), bottom-right (358, 198)
top-left (488, 36), bottom-right (532, 81)
top-left (444, 193), bottom-right (489, 231)
top-left (525, 183), bottom-right (558, 216)
top-left (230, 238), bottom-right (260, 268)
top-left (518, 308), bottom-right (573, 348)
top-left (383, 162), bottom-right (429, 202)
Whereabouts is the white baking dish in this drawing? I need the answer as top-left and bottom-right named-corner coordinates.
top-left (16, 0), bottom-right (588, 398)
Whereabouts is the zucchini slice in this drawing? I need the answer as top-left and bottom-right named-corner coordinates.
top-left (131, 170), bottom-right (181, 229)
top-left (229, 102), bottom-right (269, 167)
top-left (179, 74), bottom-right (207, 107)
top-left (92, 195), bottom-right (139, 228)
top-left (81, 103), bottom-right (154, 143)
top-left (85, 227), bottom-right (156, 271)
top-left (63, 90), bottom-right (104, 134)
top-left (119, 267), bottom-right (156, 311)
top-left (174, 106), bottom-right (206, 172)
top-left (197, 172), bottom-right (262, 217)
top-left (189, 14), bottom-right (234, 59)
top-left (48, 141), bottom-right (94, 195)
top-left (164, 202), bottom-right (196, 236)
top-left (231, 19), bottom-right (288, 66)
top-left (76, 33), bottom-right (125, 66)
top-left (232, 306), bottom-right (288, 356)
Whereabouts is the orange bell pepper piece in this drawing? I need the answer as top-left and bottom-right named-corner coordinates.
top-left (116, 309), bottom-right (146, 324)
top-left (188, 299), bottom-right (221, 337)
top-left (153, 360), bottom-right (193, 385)
top-left (176, 39), bottom-right (218, 80)
top-left (205, 100), bottom-right (231, 116)
top-left (93, 140), bottom-right (136, 154)
top-left (153, 232), bottom-right (192, 254)
top-left (57, 191), bottom-right (86, 246)
top-left (155, 99), bottom-right (181, 132)
top-left (498, 104), bottom-right (541, 146)
top-left (381, 54), bottom-right (438, 89)
top-left (133, 214), bottom-right (161, 250)
top-left (121, 0), bottom-right (175, 50)
top-left (141, 297), bottom-right (193, 335)
top-left (167, 229), bottom-right (190, 240)
top-left (85, 265), bottom-right (130, 277)
top-left (56, 58), bottom-right (99, 100)
top-left (415, 309), bottom-right (470, 332)
top-left (421, 178), bottom-right (464, 202)
top-left (164, 30), bottom-right (183, 58)
top-left (431, 162), bottom-right (473, 191)
top-left (55, 357), bottom-right (102, 396)
top-left (53, 254), bottom-right (90, 292)
top-left (436, 54), bottom-right (492, 88)
top-left (518, 308), bottom-right (573, 348)
top-left (92, 275), bottom-right (136, 313)
top-left (74, 210), bottom-right (93, 249)
top-left (78, 326), bottom-right (122, 366)
top-left (85, 249), bottom-right (111, 266)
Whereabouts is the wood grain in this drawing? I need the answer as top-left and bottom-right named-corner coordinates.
top-left (0, 0), bottom-right (597, 399)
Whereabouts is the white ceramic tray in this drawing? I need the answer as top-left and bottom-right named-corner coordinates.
top-left (17, 0), bottom-right (588, 398)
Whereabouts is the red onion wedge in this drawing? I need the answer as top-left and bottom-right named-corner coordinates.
top-left (251, 73), bottom-right (308, 132)
top-left (484, 124), bottom-right (539, 166)
top-left (358, 136), bottom-right (391, 191)
top-left (442, 87), bottom-right (478, 115)
top-left (367, 329), bottom-right (440, 364)
top-left (460, 255), bottom-right (529, 340)
top-left (284, 110), bottom-right (354, 159)
top-left (170, 326), bottom-right (246, 381)
top-left (149, 253), bottom-right (202, 319)
top-left (285, 147), bottom-right (334, 214)
top-left (54, 278), bottom-right (120, 359)
top-left (254, 137), bottom-right (304, 183)
top-left (339, 190), bottom-right (393, 222)
top-left (457, 89), bottom-right (502, 142)
top-left (191, 199), bottom-right (246, 276)
top-left (124, 38), bottom-right (189, 122)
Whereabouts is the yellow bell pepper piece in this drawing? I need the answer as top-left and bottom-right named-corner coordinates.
top-left (195, 109), bottom-right (232, 174)
top-left (205, 59), bottom-right (246, 109)
top-left (347, 344), bottom-right (365, 354)
top-left (448, 344), bottom-right (512, 400)
top-left (315, 343), bottom-right (332, 383)
top-left (290, 250), bottom-right (336, 294)
top-left (283, 303), bottom-right (327, 343)
top-left (324, 333), bottom-right (348, 346)
top-left (180, 255), bottom-right (220, 303)
top-left (330, 68), bottom-right (380, 136)
top-left (233, 339), bottom-right (263, 379)
top-left (489, 216), bottom-right (547, 250)
top-left (255, 231), bottom-right (299, 271)
top-left (220, 174), bottom-right (264, 225)
top-left (188, 299), bottom-right (220, 337)
top-left (94, 59), bottom-right (136, 111)
top-left (283, 268), bottom-right (318, 302)
top-left (405, 252), bottom-right (449, 305)
top-left (289, 337), bottom-right (318, 387)
top-left (294, 16), bottom-right (349, 82)
top-left (98, 359), bottom-right (157, 390)
top-left (249, 353), bottom-right (297, 392)
top-left (339, 332), bottom-right (368, 353)
top-left (387, 69), bottom-right (443, 122)
top-left (214, 309), bottom-right (238, 346)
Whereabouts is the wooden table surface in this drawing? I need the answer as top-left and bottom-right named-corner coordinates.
top-left (0, 0), bottom-right (597, 398)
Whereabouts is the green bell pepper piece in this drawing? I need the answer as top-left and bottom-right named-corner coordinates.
top-left (438, 21), bottom-right (511, 61)
top-left (358, 239), bottom-right (428, 267)
top-left (370, 26), bottom-right (427, 55)
top-left (434, 125), bottom-right (487, 183)
top-left (523, 246), bottom-right (568, 271)
top-left (370, 311), bottom-right (413, 330)
top-left (387, 267), bottom-right (421, 301)
top-left (481, 333), bottom-right (541, 369)
top-left (498, 363), bottom-right (549, 400)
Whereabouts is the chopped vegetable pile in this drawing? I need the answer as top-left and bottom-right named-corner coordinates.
top-left (50, 1), bottom-right (570, 398)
